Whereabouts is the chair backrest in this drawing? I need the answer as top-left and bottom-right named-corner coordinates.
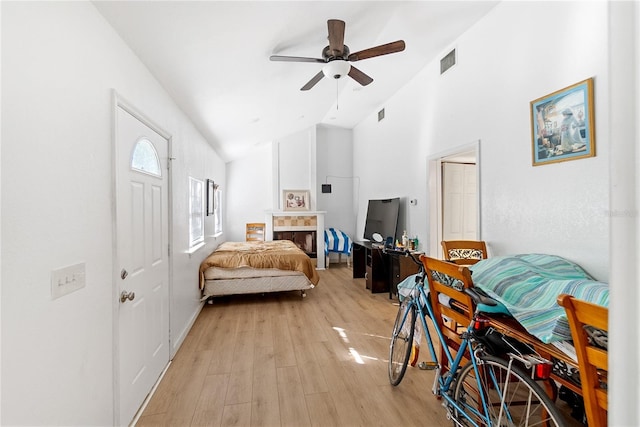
top-left (246, 223), bottom-right (266, 241)
top-left (421, 256), bottom-right (475, 370)
top-left (441, 240), bottom-right (488, 265)
top-left (557, 294), bottom-right (608, 427)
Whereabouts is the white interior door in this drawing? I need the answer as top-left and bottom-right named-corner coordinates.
top-left (115, 104), bottom-right (170, 426)
top-left (442, 162), bottom-right (477, 241)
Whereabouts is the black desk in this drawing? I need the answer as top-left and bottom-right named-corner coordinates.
top-left (352, 241), bottom-right (421, 296)
top-left (352, 241), bottom-right (387, 293)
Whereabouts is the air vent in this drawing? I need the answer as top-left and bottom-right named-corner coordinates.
top-left (440, 48), bottom-right (456, 74)
top-left (378, 108), bottom-right (385, 122)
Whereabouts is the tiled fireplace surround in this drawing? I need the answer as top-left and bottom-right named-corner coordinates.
top-left (265, 211), bottom-right (326, 269)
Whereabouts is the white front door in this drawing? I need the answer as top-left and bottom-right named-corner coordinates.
top-left (115, 104), bottom-right (170, 426)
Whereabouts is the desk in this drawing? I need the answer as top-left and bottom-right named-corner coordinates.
top-left (387, 251), bottom-right (422, 299)
top-left (486, 314), bottom-right (582, 397)
top-left (352, 242), bottom-right (421, 295)
top-left (352, 241), bottom-right (387, 293)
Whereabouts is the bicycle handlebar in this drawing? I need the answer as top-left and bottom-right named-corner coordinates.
top-left (382, 247), bottom-right (423, 267)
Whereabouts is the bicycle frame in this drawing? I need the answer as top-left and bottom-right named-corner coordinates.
top-left (400, 277), bottom-right (497, 427)
top-left (390, 252), bottom-right (564, 427)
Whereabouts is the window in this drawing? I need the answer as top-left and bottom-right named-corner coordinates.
top-left (131, 138), bottom-right (161, 177)
top-left (213, 184), bottom-right (223, 235)
top-left (189, 177), bottom-right (204, 248)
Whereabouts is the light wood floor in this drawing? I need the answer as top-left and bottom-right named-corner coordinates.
top-left (136, 265), bottom-right (451, 426)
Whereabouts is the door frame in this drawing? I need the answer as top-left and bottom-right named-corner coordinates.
top-left (427, 140), bottom-right (481, 259)
top-left (111, 90), bottom-right (174, 424)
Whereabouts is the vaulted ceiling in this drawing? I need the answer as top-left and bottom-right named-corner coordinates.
top-left (94, 1), bottom-right (498, 162)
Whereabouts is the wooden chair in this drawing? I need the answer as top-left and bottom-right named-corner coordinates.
top-left (245, 223), bottom-right (265, 241)
top-left (557, 294), bottom-right (608, 427)
top-left (441, 240), bottom-right (488, 265)
top-left (421, 256), bottom-right (476, 374)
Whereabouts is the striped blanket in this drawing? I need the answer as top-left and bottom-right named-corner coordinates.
top-left (470, 254), bottom-right (609, 343)
top-left (324, 228), bottom-right (352, 255)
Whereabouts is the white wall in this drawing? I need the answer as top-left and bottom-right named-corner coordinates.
top-left (0, 0), bottom-right (2, 423)
top-left (1, 2), bottom-right (224, 425)
top-left (226, 125), bottom-right (356, 247)
top-left (354, 1), bottom-right (609, 280)
top-left (225, 127), bottom-right (319, 243)
top-left (608, 1), bottom-right (639, 425)
top-left (226, 144), bottom-right (273, 242)
top-left (276, 128), bottom-right (317, 210)
top-left (316, 125), bottom-right (355, 237)
top-left (0, 2), bottom-right (3, 421)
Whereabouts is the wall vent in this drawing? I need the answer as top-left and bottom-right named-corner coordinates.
top-left (378, 108), bottom-right (385, 122)
top-left (440, 48), bottom-right (456, 74)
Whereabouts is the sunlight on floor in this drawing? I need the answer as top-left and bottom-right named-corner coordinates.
top-left (332, 326), bottom-right (349, 342)
top-left (333, 325), bottom-right (382, 364)
top-left (348, 347), bottom-right (365, 364)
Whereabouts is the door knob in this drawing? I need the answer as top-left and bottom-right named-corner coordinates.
top-left (120, 290), bottom-right (135, 303)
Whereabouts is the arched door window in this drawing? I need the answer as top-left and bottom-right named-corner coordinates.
top-left (131, 138), bottom-right (161, 177)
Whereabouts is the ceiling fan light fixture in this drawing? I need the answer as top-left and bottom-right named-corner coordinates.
top-left (322, 60), bottom-right (351, 79)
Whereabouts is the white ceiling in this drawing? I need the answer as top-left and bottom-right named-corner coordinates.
top-left (93, 1), bottom-right (498, 162)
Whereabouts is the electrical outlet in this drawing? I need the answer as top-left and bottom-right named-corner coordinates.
top-left (51, 262), bottom-right (86, 299)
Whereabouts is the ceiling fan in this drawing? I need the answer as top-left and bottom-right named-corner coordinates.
top-left (270, 19), bottom-right (406, 91)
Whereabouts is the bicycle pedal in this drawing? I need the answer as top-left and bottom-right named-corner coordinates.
top-left (418, 361), bottom-right (438, 370)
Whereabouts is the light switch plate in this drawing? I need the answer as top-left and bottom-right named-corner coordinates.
top-left (51, 262), bottom-right (86, 299)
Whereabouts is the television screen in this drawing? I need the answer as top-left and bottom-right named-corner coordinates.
top-left (363, 198), bottom-right (400, 243)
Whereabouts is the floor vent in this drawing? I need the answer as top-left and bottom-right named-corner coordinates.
top-left (440, 48), bottom-right (456, 74)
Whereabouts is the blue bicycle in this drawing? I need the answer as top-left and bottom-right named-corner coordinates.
top-left (388, 251), bottom-right (565, 427)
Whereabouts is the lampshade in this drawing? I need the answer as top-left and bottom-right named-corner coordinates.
top-left (322, 60), bottom-right (351, 79)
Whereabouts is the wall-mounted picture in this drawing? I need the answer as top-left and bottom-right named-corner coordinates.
top-left (530, 78), bottom-right (595, 166)
top-left (206, 179), bottom-right (215, 216)
top-left (283, 190), bottom-right (310, 211)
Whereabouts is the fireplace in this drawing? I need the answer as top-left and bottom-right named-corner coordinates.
top-left (265, 211), bottom-right (326, 269)
top-left (273, 230), bottom-right (317, 258)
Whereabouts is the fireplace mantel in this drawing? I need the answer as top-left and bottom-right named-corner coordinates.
top-left (265, 211), bottom-right (326, 269)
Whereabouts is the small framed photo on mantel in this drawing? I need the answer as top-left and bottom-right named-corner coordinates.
top-left (283, 190), bottom-right (310, 211)
top-left (530, 78), bottom-right (595, 166)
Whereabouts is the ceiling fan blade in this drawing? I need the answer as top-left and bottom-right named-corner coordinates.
top-left (270, 55), bottom-right (325, 63)
top-left (327, 19), bottom-right (346, 57)
top-left (348, 40), bottom-right (406, 61)
top-left (300, 70), bottom-right (325, 91)
top-left (348, 66), bottom-right (373, 86)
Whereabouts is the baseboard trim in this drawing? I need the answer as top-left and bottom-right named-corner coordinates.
top-left (171, 301), bottom-right (205, 358)
top-left (130, 360), bottom-right (172, 426)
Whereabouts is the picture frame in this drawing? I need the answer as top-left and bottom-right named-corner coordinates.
top-left (530, 78), bottom-right (595, 166)
top-left (206, 179), bottom-right (215, 216)
top-left (283, 189), bottom-right (310, 211)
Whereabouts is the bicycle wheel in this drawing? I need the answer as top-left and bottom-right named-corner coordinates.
top-left (451, 355), bottom-right (565, 426)
top-left (388, 297), bottom-right (416, 386)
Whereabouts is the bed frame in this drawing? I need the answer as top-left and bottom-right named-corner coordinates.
top-left (201, 266), bottom-right (313, 300)
top-left (199, 240), bottom-right (319, 301)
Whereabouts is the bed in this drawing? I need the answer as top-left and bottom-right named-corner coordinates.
top-left (199, 240), bottom-right (320, 300)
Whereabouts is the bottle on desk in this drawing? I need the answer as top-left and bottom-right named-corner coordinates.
top-left (402, 230), bottom-right (409, 249)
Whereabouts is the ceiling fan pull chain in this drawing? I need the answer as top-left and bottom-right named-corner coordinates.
top-left (336, 79), bottom-right (339, 110)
